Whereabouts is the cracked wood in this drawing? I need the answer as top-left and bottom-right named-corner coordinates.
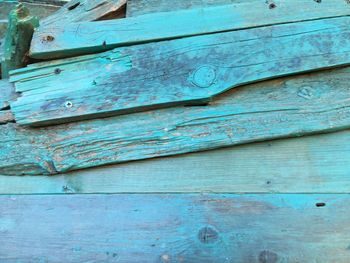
top-left (30, 0), bottom-right (350, 59)
top-left (4, 67), bottom-right (350, 175)
top-left (13, 16), bottom-right (350, 126)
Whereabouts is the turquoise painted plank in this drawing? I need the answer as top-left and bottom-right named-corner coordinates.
top-left (0, 194), bottom-right (349, 262)
top-left (14, 16), bottom-right (350, 126)
top-left (6, 67), bottom-right (350, 175)
top-left (30, 0), bottom-right (350, 59)
top-left (1, 130), bottom-right (350, 194)
top-left (126, 0), bottom-right (245, 16)
top-left (40, 0), bottom-right (126, 28)
top-left (1, 3), bottom-right (38, 79)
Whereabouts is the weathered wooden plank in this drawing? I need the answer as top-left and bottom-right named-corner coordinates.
top-left (0, 194), bottom-right (349, 262)
top-left (15, 16), bottom-right (350, 126)
top-left (1, 4), bottom-right (38, 79)
top-left (1, 130), bottom-right (350, 194)
top-left (40, 0), bottom-right (126, 28)
top-left (30, 0), bottom-right (350, 59)
top-left (5, 67), bottom-right (350, 175)
top-left (127, 0), bottom-right (248, 16)
top-left (0, 80), bottom-right (16, 109)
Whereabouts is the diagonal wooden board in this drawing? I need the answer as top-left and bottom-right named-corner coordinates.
top-left (30, 0), bottom-right (350, 59)
top-left (1, 194), bottom-right (350, 262)
top-left (4, 67), bottom-right (350, 175)
top-left (13, 16), bottom-right (350, 126)
top-left (39, 0), bottom-right (126, 27)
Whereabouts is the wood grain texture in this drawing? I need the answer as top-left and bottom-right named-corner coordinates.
top-left (126, 0), bottom-right (247, 16)
top-left (6, 67), bottom-right (350, 175)
top-left (0, 194), bottom-right (350, 262)
top-left (1, 130), bottom-right (350, 194)
top-left (1, 3), bottom-right (38, 79)
top-left (16, 16), bottom-right (350, 126)
top-left (40, 0), bottom-right (126, 28)
top-left (30, 0), bottom-right (350, 59)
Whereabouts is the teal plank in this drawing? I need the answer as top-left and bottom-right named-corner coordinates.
top-left (1, 130), bottom-right (350, 194)
top-left (30, 0), bottom-right (350, 59)
top-left (5, 67), bottom-right (350, 175)
top-left (126, 0), bottom-right (245, 16)
top-left (40, 0), bottom-right (126, 28)
top-left (14, 16), bottom-right (350, 126)
top-left (0, 194), bottom-right (349, 262)
top-left (1, 3), bottom-right (38, 79)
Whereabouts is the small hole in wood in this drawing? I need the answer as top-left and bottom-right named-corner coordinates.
top-left (316, 202), bottom-right (326, 207)
top-left (67, 2), bottom-right (80, 11)
top-left (42, 35), bottom-right (55, 42)
top-left (65, 101), bottom-right (73, 108)
top-left (314, 0), bottom-right (321, 3)
top-left (269, 3), bottom-right (276, 9)
top-left (54, 68), bottom-right (61, 75)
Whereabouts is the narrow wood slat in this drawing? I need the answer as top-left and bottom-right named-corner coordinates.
top-left (1, 130), bottom-right (350, 194)
top-left (0, 194), bottom-right (349, 262)
top-left (5, 67), bottom-right (350, 175)
top-left (40, 0), bottom-right (126, 28)
top-left (14, 16), bottom-right (350, 126)
top-left (30, 0), bottom-right (350, 59)
top-left (127, 0), bottom-right (248, 16)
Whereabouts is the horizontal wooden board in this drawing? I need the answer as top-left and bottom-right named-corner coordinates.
top-left (15, 16), bottom-right (350, 126)
top-left (40, 0), bottom-right (126, 28)
top-left (30, 0), bottom-right (350, 59)
top-left (0, 194), bottom-right (349, 262)
top-left (126, 0), bottom-right (244, 16)
top-left (6, 67), bottom-right (350, 175)
top-left (1, 130), bottom-right (350, 194)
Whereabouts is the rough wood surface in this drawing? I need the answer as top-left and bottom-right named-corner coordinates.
top-left (1, 4), bottom-right (38, 79)
top-left (126, 0), bottom-right (246, 16)
top-left (5, 67), bottom-right (350, 175)
top-left (1, 130), bottom-right (350, 194)
top-left (15, 16), bottom-right (350, 126)
top-left (0, 194), bottom-right (349, 262)
top-left (30, 0), bottom-right (350, 59)
top-left (40, 0), bottom-right (126, 28)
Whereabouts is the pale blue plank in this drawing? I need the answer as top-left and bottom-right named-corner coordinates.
top-left (0, 194), bottom-right (349, 262)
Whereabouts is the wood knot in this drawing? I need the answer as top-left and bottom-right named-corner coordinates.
top-left (191, 66), bottom-right (216, 88)
top-left (198, 226), bottom-right (218, 244)
top-left (259, 250), bottom-right (278, 263)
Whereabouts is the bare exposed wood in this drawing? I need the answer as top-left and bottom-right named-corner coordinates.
top-left (40, 0), bottom-right (126, 28)
top-left (0, 80), bottom-right (16, 109)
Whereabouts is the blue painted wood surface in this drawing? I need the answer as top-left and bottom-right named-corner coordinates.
top-left (1, 130), bottom-right (350, 194)
top-left (13, 16), bottom-right (350, 126)
top-left (0, 194), bottom-right (349, 262)
top-left (5, 67), bottom-right (350, 175)
top-left (30, 0), bottom-right (350, 59)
